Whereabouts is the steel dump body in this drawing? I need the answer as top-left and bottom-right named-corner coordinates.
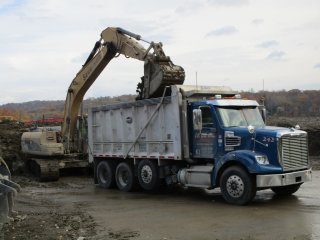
top-left (88, 93), bottom-right (182, 163)
top-left (88, 85), bottom-right (237, 163)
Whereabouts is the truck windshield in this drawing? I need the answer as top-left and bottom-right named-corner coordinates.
top-left (216, 106), bottom-right (265, 128)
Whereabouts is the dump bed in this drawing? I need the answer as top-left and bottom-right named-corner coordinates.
top-left (88, 92), bottom-right (182, 163)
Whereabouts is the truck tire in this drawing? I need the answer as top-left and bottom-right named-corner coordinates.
top-left (138, 159), bottom-right (160, 191)
top-left (96, 160), bottom-right (115, 189)
top-left (220, 166), bottom-right (256, 205)
top-left (115, 162), bottom-right (137, 192)
top-left (271, 184), bottom-right (302, 196)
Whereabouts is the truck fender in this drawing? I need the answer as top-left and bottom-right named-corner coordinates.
top-left (212, 150), bottom-right (257, 187)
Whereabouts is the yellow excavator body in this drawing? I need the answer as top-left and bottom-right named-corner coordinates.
top-left (21, 130), bottom-right (64, 156)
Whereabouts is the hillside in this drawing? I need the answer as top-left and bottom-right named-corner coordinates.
top-left (0, 90), bottom-right (319, 174)
top-left (0, 95), bottom-right (136, 121)
top-left (1, 89), bottom-right (320, 122)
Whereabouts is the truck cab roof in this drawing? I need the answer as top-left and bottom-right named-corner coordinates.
top-left (172, 85), bottom-right (259, 107)
top-left (207, 99), bottom-right (259, 107)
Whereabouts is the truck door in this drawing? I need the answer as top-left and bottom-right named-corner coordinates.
top-left (192, 105), bottom-right (217, 159)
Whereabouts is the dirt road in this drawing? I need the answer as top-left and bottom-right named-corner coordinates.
top-left (3, 171), bottom-right (320, 240)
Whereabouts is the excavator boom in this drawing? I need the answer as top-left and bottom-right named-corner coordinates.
top-left (21, 27), bottom-right (185, 181)
top-left (62, 27), bottom-right (185, 152)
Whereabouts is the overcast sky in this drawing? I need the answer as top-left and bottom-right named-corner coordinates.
top-left (0, 0), bottom-right (319, 104)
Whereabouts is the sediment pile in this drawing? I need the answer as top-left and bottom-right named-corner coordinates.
top-left (0, 123), bottom-right (25, 172)
top-left (0, 118), bottom-right (319, 173)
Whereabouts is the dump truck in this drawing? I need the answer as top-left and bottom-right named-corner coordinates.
top-left (89, 85), bottom-right (312, 205)
top-left (21, 27), bottom-right (185, 181)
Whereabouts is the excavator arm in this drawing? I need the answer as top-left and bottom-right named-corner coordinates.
top-left (62, 27), bottom-right (185, 152)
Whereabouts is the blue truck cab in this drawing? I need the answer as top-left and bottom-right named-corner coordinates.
top-left (183, 88), bottom-right (312, 204)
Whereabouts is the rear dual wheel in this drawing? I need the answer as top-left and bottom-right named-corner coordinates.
top-left (115, 162), bottom-right (137, 192)
top-left (96, 160), bottom-right (138, 192)
top-left (96, 160), bottom-right (116, 189)
top-left (96, 159), bottom-right (161, 192)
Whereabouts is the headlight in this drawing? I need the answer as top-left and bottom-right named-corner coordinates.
top-left (255, 155), bottom-right (269, 165)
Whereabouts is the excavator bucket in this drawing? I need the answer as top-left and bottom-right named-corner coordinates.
top-left (143, 60), bottom-right (185, 99)
top-left (137, 42), bottom-right (185, 99)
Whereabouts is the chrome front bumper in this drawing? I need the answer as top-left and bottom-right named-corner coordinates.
top-left (256, 169), bottom-right (312, 188)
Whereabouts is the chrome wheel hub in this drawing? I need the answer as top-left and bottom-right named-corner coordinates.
top-left (226, 175), bottom-right (244, 198)
top-left (141, 165), bottom-right (152, 184)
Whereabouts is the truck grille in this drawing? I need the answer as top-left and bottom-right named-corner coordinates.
top-left (280, 134), bottom-right (309, 171)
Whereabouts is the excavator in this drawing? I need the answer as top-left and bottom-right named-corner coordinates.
top-left (21, 27), bottom-right (185, 181)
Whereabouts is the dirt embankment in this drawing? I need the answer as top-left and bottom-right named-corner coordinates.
top-left (0, 118), bottom-right (319, 172)
top-left (0, 123), bottom-right (25, 172)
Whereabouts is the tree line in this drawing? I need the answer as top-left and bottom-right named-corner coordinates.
top-left (242, 89), bottom-right (320, 117)
top-left (0, 90), bottom-right (319, 121)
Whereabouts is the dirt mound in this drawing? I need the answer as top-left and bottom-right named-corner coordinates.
top-left (3, 176), bottom-right (97, 240)
top-left (0, 118), bottom-right (319, 173)
top-left (4, 210), bottom-right (96, 240)
top-left (0, 123), bottom-right (25, 172)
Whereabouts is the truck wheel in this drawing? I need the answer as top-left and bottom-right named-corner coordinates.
top-left (96, 160), bottom-right (115, 189)
top-left (271, 184), bottom-right (302, 196)
top-left (115, 162), bottom-right (137, 192)
top-left (138, 160), bottom-right (160, 191)
top-left (220, 166), bottom-right (256, 205)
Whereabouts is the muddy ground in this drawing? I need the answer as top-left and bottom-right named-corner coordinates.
top-left (1, 119), bottom-right (320, 239)
top-left (2, 171), bottom-right (320, 240)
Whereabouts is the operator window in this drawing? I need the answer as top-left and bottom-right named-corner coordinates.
top-left (200, 106), bottom-right (214, 128)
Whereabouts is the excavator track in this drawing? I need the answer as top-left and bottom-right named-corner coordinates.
top-left (28, 158), bottom-right (60, 182)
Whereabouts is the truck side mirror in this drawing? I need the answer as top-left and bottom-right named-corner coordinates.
top-left (193, 109), bottom-right (202, 131)
top-left (259, 105), bottom-right (267, 123)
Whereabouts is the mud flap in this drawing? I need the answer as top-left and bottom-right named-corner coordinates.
top-left (93, 159), bottom-right (98, 184)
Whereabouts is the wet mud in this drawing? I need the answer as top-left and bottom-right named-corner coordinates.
top-left (2, 171), bottom-right (320, 240)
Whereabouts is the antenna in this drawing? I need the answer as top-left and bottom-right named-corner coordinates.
top-left (262, 79), bottom-right (265, 106)
top-left (196, 71), bottom-right (198, 91)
